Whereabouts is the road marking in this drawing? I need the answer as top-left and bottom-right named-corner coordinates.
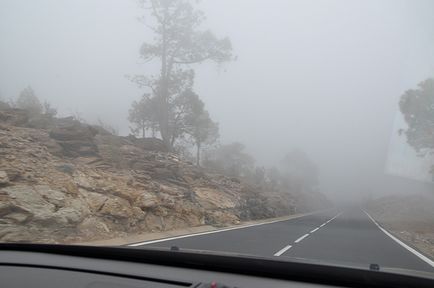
top-left (294, 234), bottom-right (309, 243)
top-left (128, 210), bottom-right (328, 247)
top-left (273, 245), bottom-right (292, 256)
top-left (364, 210), bottom-right (434, 268)
top-left (274, 212), bottom-right (342, 257)
top-left (317, 212), bottom-right (341, 228)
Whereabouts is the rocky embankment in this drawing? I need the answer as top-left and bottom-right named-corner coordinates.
top-left (367, 193), bottom-right (434, 258)
top-left (0, 106), bottom-right (330, 243)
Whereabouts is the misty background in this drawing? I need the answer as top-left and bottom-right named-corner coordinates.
top-left (1, 0), bottom-right (433, 202)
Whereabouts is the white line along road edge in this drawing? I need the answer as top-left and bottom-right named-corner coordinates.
top-left (128, 210), bottom-right (329, 247)
top-left (274, 245), bottom-right (292, 256)
top-left (364, 210), bottom-right (434, 268)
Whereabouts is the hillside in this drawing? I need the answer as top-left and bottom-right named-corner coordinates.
top-left (0, 106), bottom-right (330, 243)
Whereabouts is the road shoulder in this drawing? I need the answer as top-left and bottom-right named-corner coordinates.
top-left (75, 210), bottom-right (325, 246)
top-left (364, 210), bottom-right (434, 268)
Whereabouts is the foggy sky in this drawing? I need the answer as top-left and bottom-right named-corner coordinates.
top-left (1, 0), bottom-right (434, 201)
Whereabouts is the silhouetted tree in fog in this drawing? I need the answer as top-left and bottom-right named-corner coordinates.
top-left (129, 0), bottom-right (233, 149)
top-left (182, 92), bottom-right (219, 165)
top-left (399, 78), bottom-right (434, 178)
top-left (203, 142), bottom-right (254, 178)
top-left (16, 86), bottom-right (42, 115)
top-left (128, 93), bottom-right (159, 138)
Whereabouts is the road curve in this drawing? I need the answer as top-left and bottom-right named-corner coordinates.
top-left (132, 207), bottom-right (434, 273)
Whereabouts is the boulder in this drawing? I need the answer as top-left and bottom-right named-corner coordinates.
top-left (0, 185), bottom-right (56, 220)
top-left (134, 191), bottom-right (159, 210)
top-left (34, 185), bottom-right (66, 208)
top-left (77, 217), bottom-right (112, 240)
top-left (26, 114), bottom-right (54, 129)
top-left (0, 171), bottom-right (9, 186)
top-left (0, 108), bottom-right (29, 126)
top-left (49, 117), bottom-right (97, 141)
top-left (49, 117), bottom-right (98, 157)
top-left (83, 191), bottom-right (108, 212)
top-left (205, 211), bottom-right (239, 226)
top-left (55, 207), bottom-right (84, 224)
top-left (0, 185), bottom-right (89, 227)
top-left (99, 197), bottom-right (133, 219)
top-left (125, 136), bottom-right (168, 152)
top-left (55, 163), bottom-right (75, 175)
top-left (144, 212), bottom-right (164, 231)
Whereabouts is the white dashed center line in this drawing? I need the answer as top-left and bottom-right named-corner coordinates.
top-left (310, 227), bottom-right (319, 233)
top-left (273, 245), bottom-right (292, 256)
top-left (294, 234), bottom-right (309, 243)
top-left (273, 212), bottom-right (342, 257)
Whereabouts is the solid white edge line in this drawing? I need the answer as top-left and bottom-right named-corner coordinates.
top-left (274, 245), bottom-right (292, 256)
top-left (310, 227), bottom-right (319, 233)
top-left (294, 234), bottom-right (309, 243)
top-left (363, 210), bottom-right (434, 268)
top-left (129, 210), bottom-right (329, 247)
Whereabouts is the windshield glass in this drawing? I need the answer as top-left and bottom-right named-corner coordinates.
top-left (1, 0), bottom-right (433, 275)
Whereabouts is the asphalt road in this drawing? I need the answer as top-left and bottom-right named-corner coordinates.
top-left (133, 207), bottom-right (434, 273)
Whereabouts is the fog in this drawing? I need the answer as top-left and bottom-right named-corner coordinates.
top-left (1, 0), bottom-right (433, 202)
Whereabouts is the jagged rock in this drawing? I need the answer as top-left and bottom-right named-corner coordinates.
top-left (83, 191), bottom-right (108, 212)
top-left (0, 184), bottom-right (90, 230)
top-left (34, 185), bottom-right (66, 207)
top-left (194, 187), bottom-right (237, 210)
top-left (2, 168), bottom-right (20, 182)
top-left (99, 197), bottom-right (133, 219)
top-left (205, 211), bottom-right (239, 226)
top-left (144, 212), bottom-right (164, 231)
top-left (55, 207), bottom-right (84, 224)
top-left (77, 217), bottom-right (112, 240)
top-left (1, 185), bottom-right (56, 223)
top-left (55, 163), bottom-right (75, 175)
top-left (49, 117), bottom-right (98, 157)
top-left (3, 212), bottom-right (30, 223)
top-left (0, 171), bottom-right (9, 186)
top-left (134, 191), bottom-right (159, 210)
top-left (49, 117), bottom-right (97, 141)
top-left (74, 173), bottom-right (95, 191)
top-left (0, 108), bottom-right (29, 126)
top-left (125, 135), bottom-right (168, 152)
top-left (27, 114), bottom-right (55, 129)
top-left (0, 225), bottom-right (34, 242)
top-left (24, 129), bottom-right (64, 157)
top-left (0, 112), bottom-right (330, 244)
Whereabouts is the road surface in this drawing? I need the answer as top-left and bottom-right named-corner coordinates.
top-left (132, 207), bottom-right (434, 273)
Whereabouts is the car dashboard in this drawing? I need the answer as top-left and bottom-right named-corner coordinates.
top-left (0, 244), bottom-right (433, 288)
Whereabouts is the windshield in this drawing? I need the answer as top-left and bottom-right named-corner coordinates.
top-left (1, 0), bottom-right (433, 276)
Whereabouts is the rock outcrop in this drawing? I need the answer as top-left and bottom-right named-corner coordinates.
top-left (0, 106), bottom-right (330, 243)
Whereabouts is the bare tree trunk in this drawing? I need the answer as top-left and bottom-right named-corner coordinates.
top-left (142, 120), bottom-right (145, 138)
top-left (157, 7), bottom-right (171, 150)
top-left (196, 142), bottom-right (201, 166)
